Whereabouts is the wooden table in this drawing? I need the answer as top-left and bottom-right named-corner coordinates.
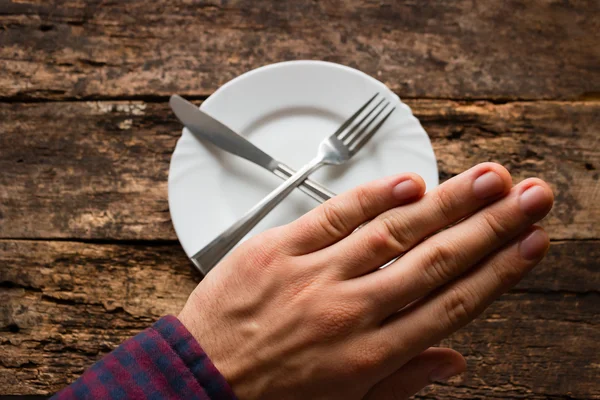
top-left (1, 1), bottom-right (598, 398)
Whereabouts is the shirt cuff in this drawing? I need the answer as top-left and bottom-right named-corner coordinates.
top-left (153, 315), bottom-right (238, 400)
top-left (51, 315), bottom-right (238, 400)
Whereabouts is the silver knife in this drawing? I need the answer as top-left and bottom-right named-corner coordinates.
top-left (169, 95), bottom-right (336, 203)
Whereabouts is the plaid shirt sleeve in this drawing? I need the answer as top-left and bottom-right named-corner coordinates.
top-left (51, 315), bottom-right (238, 400)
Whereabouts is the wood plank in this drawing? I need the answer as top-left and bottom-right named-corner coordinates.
top-left (0, 0), bottom-right (598, 101)
top-left (0, 241), bottom-right (195, 395)
top-left (0, 240), bottom-right (597, 397)
top-left (421, 292), bottom-right (600, 400)
top-left (1, 100), bottom-right (598, 240)
top-left (0, 239), bottom-right (597, 297)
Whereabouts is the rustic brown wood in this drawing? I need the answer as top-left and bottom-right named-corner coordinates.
top-left (0, 241), bottom-right (194, 396)
top-left (0, 101), bottom-right (176, 241)
top-left (1, 0), bottom-right (598, 398)
top-left (0, 239), bottom-right (598, 397)
top-left (1, 100), bottom-right (598, 241)
top-left (1, 0), bottom-right (599, 101)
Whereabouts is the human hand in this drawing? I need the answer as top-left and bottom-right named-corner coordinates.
top-left (179, 162), bottom-right (553, 399)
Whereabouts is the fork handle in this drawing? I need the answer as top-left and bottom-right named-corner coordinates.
top-left (273, 162), bottom-right (335, 203)
top-left (191, 156), bottom-right (325, 275)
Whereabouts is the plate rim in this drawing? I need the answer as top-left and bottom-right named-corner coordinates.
top-left (200, 60), bottom-right (398, 111)
top-left (168, 60), bottom-right (438, 257)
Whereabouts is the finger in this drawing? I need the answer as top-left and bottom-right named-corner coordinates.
top-left (280, 173), bottom-right (426, 255)
top-left (379, 226), bottom-right (550, 360)
top-left (365, 347), bottom-right (465, 400)
top-left (367, 178), bottom-right (553, 316)
top-left (313, 162), bottom-right (512, 278)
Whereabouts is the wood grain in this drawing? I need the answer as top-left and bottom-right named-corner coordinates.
top-left (0, 0), bottom-right (598, 101)
top-left (1, 1), bottom-right (598, 397)
top-left (1, 100), bottom-right (598, 241)
top-left (0, 239), bottom-right (598, 397)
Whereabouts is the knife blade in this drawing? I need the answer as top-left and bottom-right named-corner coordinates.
top-left (169, 95), bottom-right (336, 203)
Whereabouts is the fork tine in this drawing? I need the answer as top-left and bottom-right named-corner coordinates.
top-left (345, 100), bottom-right (389, 148)
top-left (334, 93), bottom-right (379, 140)
top-left (339, 97), bottom-right (386, 143)
top-left (342, 98), bottom-right (390, 148)
top-left (348, 106), bottom-right (395, 155)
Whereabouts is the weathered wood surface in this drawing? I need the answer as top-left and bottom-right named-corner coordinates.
top-left (1, 100), bottom-right (598, 241)
top-left (1, 0), bottom-right (599, 101)
top-left (0, 240), bottom-right (598, 398)
top-left (1, 0), bottom-right (599, 398)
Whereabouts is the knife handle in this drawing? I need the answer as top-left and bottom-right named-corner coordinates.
top-left (273, 163), bottom-right (336, 203)
top-left (191, 157), bottom-right (326, 275)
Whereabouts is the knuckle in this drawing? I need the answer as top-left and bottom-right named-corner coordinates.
top-left (433, 185), bottom-right (458, 223)
top-left (442, 285), bottom-right (478, 329)
top-left (353, 186), bottom-right (375, 219)
top-left (376, 212), bottom-right (412, 253)
top-left (490, 257), bottom-right (525, 287)
top-left (421, 239), bottom-right (460, 288)
top-left (236, 229), bottom-right (286, 271)
top-left (319, 201), bottom-right (352, 238)
top-left (364, 223), bottom-right (402, 257)
top-left (479, 211), bottom-right (510, 243)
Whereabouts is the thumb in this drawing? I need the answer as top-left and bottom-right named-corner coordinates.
top-left (365, 347), bottom-right (466, 400)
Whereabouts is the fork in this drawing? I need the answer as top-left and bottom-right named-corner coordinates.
top-left (191, 93), bottom-right (395, 275)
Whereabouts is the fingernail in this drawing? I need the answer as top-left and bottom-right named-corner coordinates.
top-left (392, 179), bottom-right (420, 201)
top-left (429, 363), bottom-right (462, 383)
top-left (519, 185), bottom-right (550, 216)
top-left (472, 171), bottom-right (505, 199)
top-left (519, 229), bottom-right (549, 260)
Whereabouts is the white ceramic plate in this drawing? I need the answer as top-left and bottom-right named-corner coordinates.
top-left (168, 60), bottom-right (438, 258)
